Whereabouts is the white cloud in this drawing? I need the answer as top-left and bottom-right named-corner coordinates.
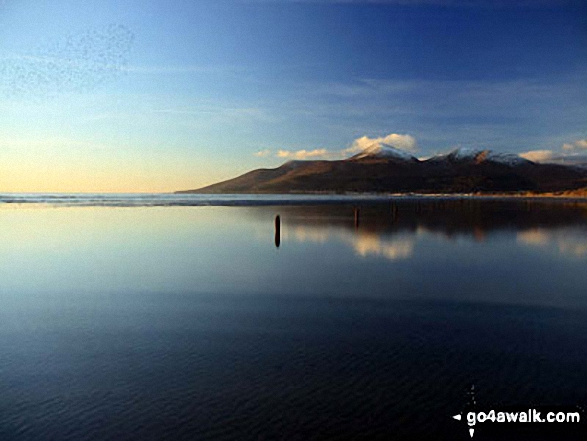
top-left (344, 133), bottom-right (417, 155)
top-left (520, 144), bottom-right (587, 165)
top-left (277, 148), bottom-right (329, 159)
top-left (254, 149), bottom-right (271, 157)
top-left (267, 133), bottom-right (417, 161)
top-left (562, 139), bottom-right (587, 151)
top-left (519, 149), bottom-right (555, 162)
top-left (520, 139), bottom-right (587, 164)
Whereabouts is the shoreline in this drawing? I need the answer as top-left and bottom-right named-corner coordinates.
top-left (1, 191), bottom-right (586, 209)
top-left (176, 190), bottom-right (587, 201)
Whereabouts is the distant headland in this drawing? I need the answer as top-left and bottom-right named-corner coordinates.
top-left (177, 147), bottom-right (587, 196)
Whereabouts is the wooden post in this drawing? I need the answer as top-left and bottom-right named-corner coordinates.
top-left (354, 208), bottom-right (360, 229)
top-left (274, 215), bottom-right (281, 248)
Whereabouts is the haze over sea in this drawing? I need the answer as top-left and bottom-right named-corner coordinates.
top-left (1, 195), bottom-right (586, 440)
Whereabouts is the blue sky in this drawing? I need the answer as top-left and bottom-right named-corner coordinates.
top-left (0, 0), bottom-right (586, 191)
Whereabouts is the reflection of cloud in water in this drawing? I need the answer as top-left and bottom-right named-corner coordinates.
top-left (517, 229), bottom-right (587, 258)
top-left (351, 234), bottom-right (414, 261)
top-left (291, 223), bottom-right (587, 261)
top-left (291, 226), bottom-right (415, 261)
top-left (558, 240), bottom-right (587, 258)
top-left (517, 230), bottom-right (551, 246)
top-left (292, 227), bottom-right (330, 244)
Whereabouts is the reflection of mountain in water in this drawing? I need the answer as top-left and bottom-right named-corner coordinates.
top-left (256, 199), bottom-right (587, 260)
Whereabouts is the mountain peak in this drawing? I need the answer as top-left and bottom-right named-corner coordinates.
top-left (445, 147), bottom-right (532, 166)
top-left (350, 143), bottom-right (418, 162)
top-left (447, 147), bottom-right (487, 161)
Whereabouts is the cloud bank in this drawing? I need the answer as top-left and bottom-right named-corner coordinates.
top-left (562, 139), bottom-right (587, 151)
top-left (520, 139), bottom-right (587, 164)
top-left (256, 133), bottom-right (418, 160)
top-left (258, 135), bottom-right (587, 165)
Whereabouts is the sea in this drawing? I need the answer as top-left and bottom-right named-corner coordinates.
top-left (0, 194), bottom-right (586, 440)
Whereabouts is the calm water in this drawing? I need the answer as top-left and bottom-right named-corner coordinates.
top-left (1, 197), bottom-right (586, 440)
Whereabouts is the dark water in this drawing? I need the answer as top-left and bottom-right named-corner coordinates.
top-left (1, 198), bottom-right (586, 440)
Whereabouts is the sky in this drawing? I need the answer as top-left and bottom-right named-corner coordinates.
top-left (0, 0), bottom-right (586, 192)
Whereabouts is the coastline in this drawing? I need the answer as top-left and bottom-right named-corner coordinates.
top-left (176, 189), bottom-right (587, 201)
top-left (1, 191), bottom-right (585, 210)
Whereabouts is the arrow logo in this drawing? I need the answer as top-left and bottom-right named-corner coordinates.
top-left (452, 414), bottom-right (474, 437)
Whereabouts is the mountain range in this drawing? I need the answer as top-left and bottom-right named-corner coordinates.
top-left (178, 145), bottom-right (587, 194)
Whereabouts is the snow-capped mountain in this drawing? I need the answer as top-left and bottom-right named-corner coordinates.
top-left (442, 147), bottom-right (532, 167)
top-left (179, 146), bottom-right (587, 194)
top-left (351, 143), bottom-right (418, 162)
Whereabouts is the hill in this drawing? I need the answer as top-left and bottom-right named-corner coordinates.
top-left (177, 147), bottom-right (587, 195)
